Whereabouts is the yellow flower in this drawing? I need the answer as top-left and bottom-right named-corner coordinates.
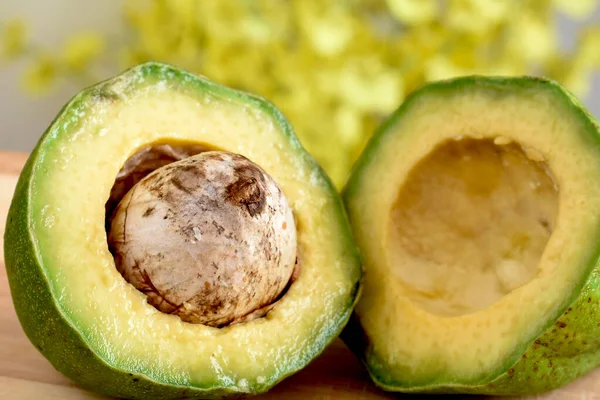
top-left (577, 26), bottom-right (600, 67)
top-left (338, 56), bottom-right (404, 114)
top-left (6, 0), bottom-right (600, 187)
top-left (21, 54), bottom-right (57, 95)
top-left (507, 13), bottom-right (557, 63)
top-left (553, 0), bottom-right (598, 19)
top-left (386, 0), bottom-right (439, 25)
top-left (335, 105), bottom-right (363, 149)
top-left (547, 26), bottom-right (600, 97)
top-left (1, 19), bottom-right (28, 59)
top-left (447, 0), bottom-right (516, 35)
top-left (425, 56), bottom-right (467, 81)
top-left (296, 2), bottom-right (354, 56)
top-left (563, 68), bottom-right (594, 97)
top-left (63, 33), bottom-right (105, 71)
top-left (241, 17), bottom-right (272, 45)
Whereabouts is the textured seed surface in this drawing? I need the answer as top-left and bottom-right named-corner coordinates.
top-left (108, 151), bottom-right (297, 327)
top-left (105, 143), bottom-right (209, 221)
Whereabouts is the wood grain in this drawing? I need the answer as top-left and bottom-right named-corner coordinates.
top-left (0, 150), bottom-right (599, 400)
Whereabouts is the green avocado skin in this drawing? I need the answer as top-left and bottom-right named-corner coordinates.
top-left (4, 62), bottom-right (361, 399)
top-left (342, 76), bottom-right (600, 396)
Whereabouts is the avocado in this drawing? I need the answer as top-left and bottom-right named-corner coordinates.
top-left (4, 62), bottom-right (361, 399)
top-left (342, 76), bottom-right (600, 395)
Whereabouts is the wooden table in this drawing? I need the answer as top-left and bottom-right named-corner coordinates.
top-left (1, 151), bottom-right (599, 400)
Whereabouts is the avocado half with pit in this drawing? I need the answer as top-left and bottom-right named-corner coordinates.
top-left (4, 62), bottom-right (361, 399)
top-left (343, 76), bottom-right (600, 395)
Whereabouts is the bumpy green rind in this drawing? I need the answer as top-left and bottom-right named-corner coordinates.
top-left (4, 62), bottom-right (361, 399)
top-left (342, 76), bottom-right (600, 395)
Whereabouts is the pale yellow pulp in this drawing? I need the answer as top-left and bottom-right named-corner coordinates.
top-left (391, 139), bottom-right (558, 317)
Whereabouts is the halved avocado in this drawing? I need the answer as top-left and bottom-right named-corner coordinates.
top-left (343, 76), bottom-right (600, 395)
top-left (4, 62), bottom-right (361, 399)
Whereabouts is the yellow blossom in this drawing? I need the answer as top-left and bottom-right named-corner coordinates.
top-left (546, 26), bottom-right (600, 97)
top-left (1, 19), bottom-right (27, 59)
top-left (335, 105), bottom-right (363, 148)
top-left (338, 59), bottom-right (404, 114)
top-left (2, 0), bottom-right (599, 186)
top-left (21, 54), bottom-right (57, 95)
top-left (386, 0), bottom-right (439, 25)
top-left (63, 33), bottom-right (105, 71)
top-left (296, 2), bottom-right (354, 56)
top-left (554, 0), bottom-right (598, 19)
top-left (425, 56), bottom-right (467, 81)
top-left (447, 0), bottom-right (516, 35)
top-left (577, 26), bottom-right (600, 67)
top-left (507, 14), bottom-right (556, 63)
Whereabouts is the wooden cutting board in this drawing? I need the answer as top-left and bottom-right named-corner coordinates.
top-left (1, 151), bottom-right (599, 400)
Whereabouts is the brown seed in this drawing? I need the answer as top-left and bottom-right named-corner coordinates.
top-left (108, 151), bottom-right (297, 327)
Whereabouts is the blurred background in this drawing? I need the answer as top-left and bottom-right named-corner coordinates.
top-left (1, 0), bottom-right (599, 187)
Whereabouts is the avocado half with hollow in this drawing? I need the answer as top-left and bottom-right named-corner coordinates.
top-left (4, 62), bottom-right (361, 399)
top-left (343, 76), bottom-right (600, 395)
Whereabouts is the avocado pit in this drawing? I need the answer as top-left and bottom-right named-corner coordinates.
top-left (107, 149), bottom-right (297, 327)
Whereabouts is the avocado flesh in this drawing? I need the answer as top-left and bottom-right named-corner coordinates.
top-left (4, 62), bottom-right (361, 399)
top-left (343, 76), bottom-right (600, 394)
top-left (392, 138), bottom-right (558, 317)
